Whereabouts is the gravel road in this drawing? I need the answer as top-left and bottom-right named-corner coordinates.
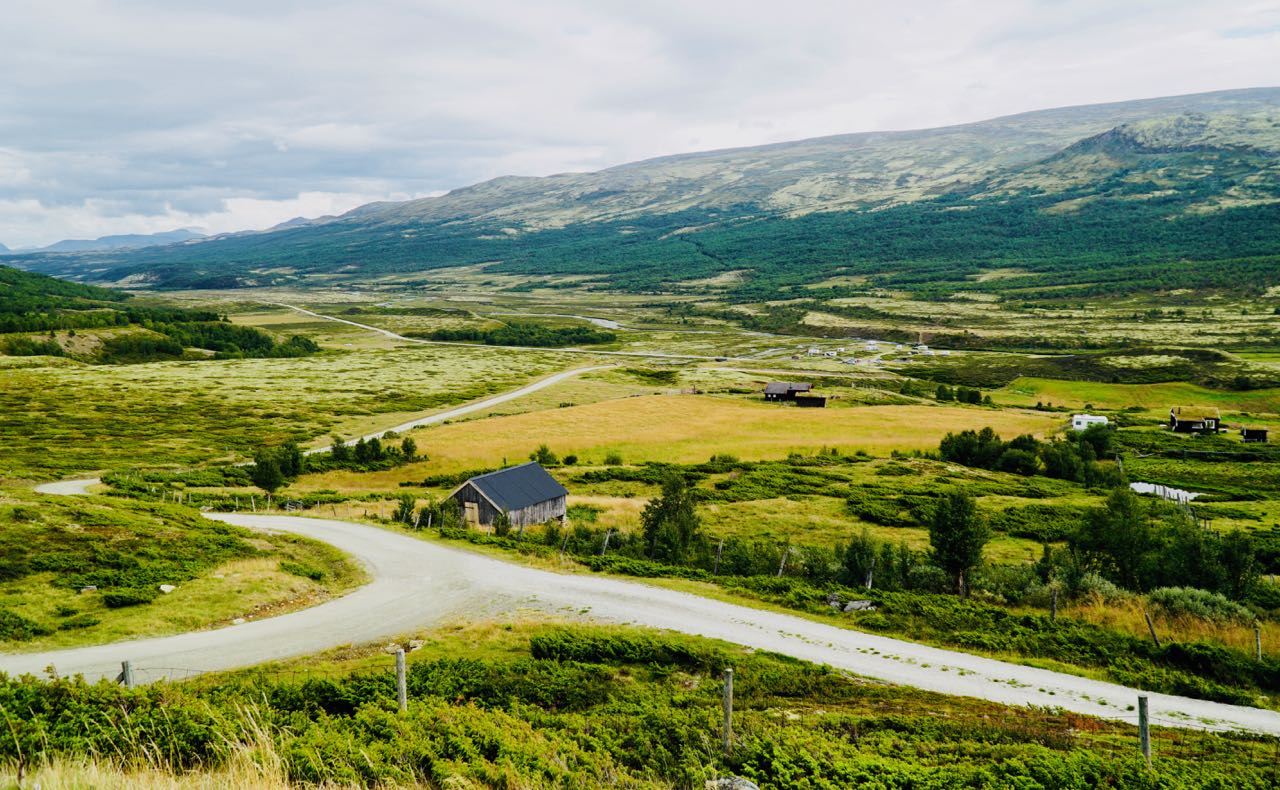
top-left (6, 513), bottom-right (1280, 734)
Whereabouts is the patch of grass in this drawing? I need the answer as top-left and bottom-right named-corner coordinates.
top-left (0, 490), bottom-right (363, 651)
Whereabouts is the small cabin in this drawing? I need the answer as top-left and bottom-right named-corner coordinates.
top-left (764, 382), bottom-right (813, 402)
top-left (448, 462), bottom-right (567, 528)
top-left (1243, 427), bottom-right (1269, 444)
top-left (1071, 414), bottom-right (1109, 432)
top-left (794, 394), bottom-right (827, 408)
top-left (1169, 407), bottom-right (1221, 434)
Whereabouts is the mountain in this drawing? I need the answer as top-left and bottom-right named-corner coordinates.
top-left (25, 229), bottom-right (206, 254)
top-left (10, 87), bottom-right (1280, 297)
top-left (0, 242), bottom-right (8, 253)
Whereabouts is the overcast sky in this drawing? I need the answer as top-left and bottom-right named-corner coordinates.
top-left (1, 0), bottom-right (1277, 248)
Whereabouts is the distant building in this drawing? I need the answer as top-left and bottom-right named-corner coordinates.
top-left (764, 382), bottom-right (813, 402)
top-left (1169, 407), bottom-right (1222, 434)
top-left (1071, 414), bottom-right (1109, 431)
top-left (794, 394), bottom-right (828, 408)
top-left (448, 462), bottom-right (567, 528)
top-left (1243, 427), bottom-right (1269, 443)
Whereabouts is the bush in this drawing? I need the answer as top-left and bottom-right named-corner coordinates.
top-left (102, 588), bottom-right (159, 608)
top-left (0, 609), bottom-right (52, 641)
top-left (280, 561), bottom-right (326, 582)
top-left (1148, 587), bottom-right (1255, 624)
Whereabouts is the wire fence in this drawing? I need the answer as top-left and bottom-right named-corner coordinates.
top-left (88, 658), bottom-right (1280, 776)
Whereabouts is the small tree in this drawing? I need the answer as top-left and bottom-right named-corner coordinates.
top-left (929, 492), bottom-right (989, 597)
top-left (401, 437), bottom-right (418, 460)
top-left (331, 435), bottom-right (350, 463)
top-left (250, 451), bottom-right (284, 494)
top-left (843, 529), bottom-right (878, 588)
top-left (393, 494), bottom-right (417, 525)
top-left (530, 444), bottom-right (559, 466)
top-left (936, 385), bottom-right (954, 402)
top-left (278, 442), bottom-right (305, 478)
top-left (641, 474), bottom-right (701, 563)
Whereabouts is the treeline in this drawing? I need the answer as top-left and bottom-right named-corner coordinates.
top-left (939, 425), bottom-right (1125, 486)
top-left (412, 322), bottom-right (616, 347)
top-left (247, 435), bottom-right (422, 492)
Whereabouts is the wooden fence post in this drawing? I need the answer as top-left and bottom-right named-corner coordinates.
top-left (1138, 695), bottom-right (1151, 767)
top-left (1143, 611), bottom-right (1161, 647)
top-left (1256, 626), bottom-right (1263, 661)
top-left (713, 538), bottom-right (724, 576)
top-left (396, 649), bottom-right (407, 713)
top-left (120, 660), bottom-right (135, 689)
top-left (722, 668), bottom-right (734, 755)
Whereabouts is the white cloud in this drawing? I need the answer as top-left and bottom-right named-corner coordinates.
top-left (0, 0), bottom-right (1277, 246)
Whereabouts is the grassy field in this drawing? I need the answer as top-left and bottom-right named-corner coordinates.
top-left (996, 376), bottom-right (1280, 417)
top-left (0, 490), bottom-right (363, 651)
top-left (301, 395), bottom-right (1064, 484)
top-left (0, 344), bottom-right (576, 481)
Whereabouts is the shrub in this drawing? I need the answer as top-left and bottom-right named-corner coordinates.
top-left (1148, 587), bottom-right (1255, 624)
top-left (603, 451), bottom-right (624, 466)
top-left (280, 561), bottom-right (325, 582)
top-left (102, 588), bottom-right (158, 608)
top-left (0, 609), bottom-right (52, 641)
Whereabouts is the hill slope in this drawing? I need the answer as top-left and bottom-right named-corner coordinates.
top-left (11, 87), bottom-right (1280, 297)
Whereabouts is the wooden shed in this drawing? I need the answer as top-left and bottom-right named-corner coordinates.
top-left (1243, 427), bottom-right (1269, 444)
top-left (794, 394), bottom-right (828, 408)
top-left (449, 462), bottom-right (568, 528)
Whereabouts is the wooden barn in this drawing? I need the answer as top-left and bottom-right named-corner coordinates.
top-left (448, 462), bottom-right (568, 528)
top-left (1169, 407), bottom-right (1222, 434)
top-left (764, 382), bottom-right (813, 402)
top-left (1243, 427), bottom-right (1269, 443)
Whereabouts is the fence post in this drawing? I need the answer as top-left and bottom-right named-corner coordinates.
top-left (1143, 611), bottom-right (1161, 647)
top-left (601, 530), bottom-right (612, 556)
top-left (714, 538), bottom-right (724, 575)
top-left (1256, 626), bottom-right (1263, 661)
top-left (1138, 695), bottom-right (1151, 767)
top-left (121, 660), bottom-right (135, 689)
top-left (777, 545), bottom-right (790, 577)
top-left (722, 668), bottom-right (734, 755)
top-left (1051, 589), bottom-right (1058, 622)
top-left (395, 649), bottom-right (407, 712)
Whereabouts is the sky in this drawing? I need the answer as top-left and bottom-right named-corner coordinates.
top-left (1, 0), bottom-right (1278, 248)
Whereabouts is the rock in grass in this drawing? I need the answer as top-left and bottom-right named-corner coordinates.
top-left (159, 584), bottom-right (177, 594)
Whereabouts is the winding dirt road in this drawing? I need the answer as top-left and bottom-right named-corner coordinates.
top-left (5, 512), bottom-right (1280, 734)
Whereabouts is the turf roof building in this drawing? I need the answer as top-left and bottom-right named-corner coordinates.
top-left (1169, 407), bottom-right (1222, 434)
top-left (763, 382), bottom-right (813, 401)
top-left (448, 462), bottom-right (568, 528)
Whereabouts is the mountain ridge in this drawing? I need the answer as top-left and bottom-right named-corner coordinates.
top-left (8, 87), bottom-right (1280, 297)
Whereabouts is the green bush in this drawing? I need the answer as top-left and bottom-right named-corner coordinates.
top-left (0, 609), bottom-right (52, 641)
top-left (1148, 587), bottom-right (1255, 624)
top-left (102, 587), bottom-right (158, 608)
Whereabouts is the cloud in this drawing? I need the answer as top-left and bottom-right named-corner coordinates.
top-left (0, 0), bottom-right (1276, 247)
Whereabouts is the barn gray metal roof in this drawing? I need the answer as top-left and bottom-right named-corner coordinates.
top-left (465, 462), bottom-right (568, 512)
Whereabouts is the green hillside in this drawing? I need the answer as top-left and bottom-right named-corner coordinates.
top-left (9, 88), bottom-right (1280, 299)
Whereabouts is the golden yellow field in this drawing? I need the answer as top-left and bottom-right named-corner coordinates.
top-left (299, 394), bottom-right (1065, 490)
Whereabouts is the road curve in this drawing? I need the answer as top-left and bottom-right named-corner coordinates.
top-left (5, 513), bottom-right (1280, 734)
top-left (308, 364), bottom-right (613, 454)
top-left (33, 478), bottom-right (101, 496)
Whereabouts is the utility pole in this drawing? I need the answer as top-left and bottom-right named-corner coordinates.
top-left (713, 538), bottom-right (724, 575)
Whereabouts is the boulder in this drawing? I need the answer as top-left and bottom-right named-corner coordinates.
top-left (158, 584), bottom-right (177, 594)
top-left (844, 600), bottom-right (876, 612)
top-left (706, 779), bottom-right (760, 790)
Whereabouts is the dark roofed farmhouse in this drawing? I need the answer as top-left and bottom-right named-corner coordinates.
top-left (764, 382), bottom-right (813, 401)
top-left (449, 462), bottom-right (568, 528)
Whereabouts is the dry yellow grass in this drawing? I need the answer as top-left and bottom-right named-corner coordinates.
top-left (404, 395), bottom-right (1063, 473)
top-left (1069, 596), bottom-right (1280, 659)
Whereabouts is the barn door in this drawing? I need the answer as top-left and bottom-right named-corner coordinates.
top-left (464, 501), bottom-right (479, 526)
